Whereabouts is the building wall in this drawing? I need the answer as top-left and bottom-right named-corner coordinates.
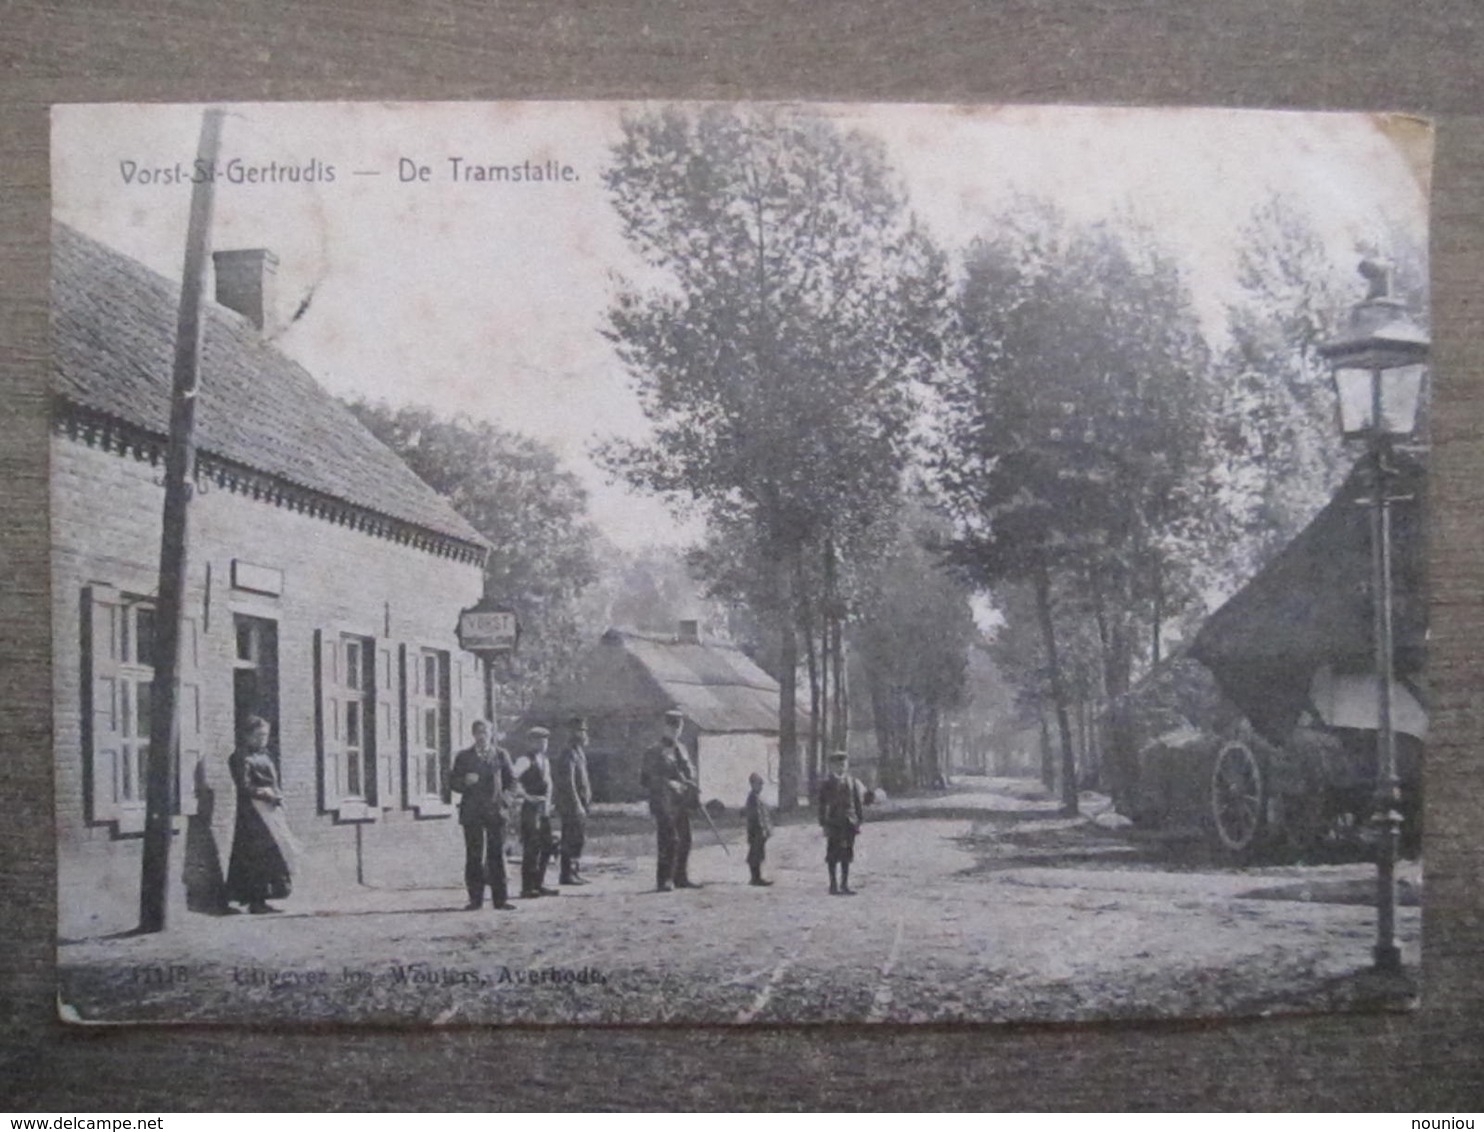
top-left (696, 732), bottom-right (778, 809)
top-left (53, 435), bottom-right (486, 938)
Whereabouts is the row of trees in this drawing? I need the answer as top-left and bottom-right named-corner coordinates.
top-left (598, 106), bottom-right (961, 802)
top-left (598, 105), bottom-right (1426, 811)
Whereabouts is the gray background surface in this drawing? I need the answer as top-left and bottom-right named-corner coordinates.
top-left (2, 1), bottom-right (1481, 1111)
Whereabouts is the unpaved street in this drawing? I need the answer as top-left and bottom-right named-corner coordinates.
top-left (59, 778), bottom-right (1420, 1024)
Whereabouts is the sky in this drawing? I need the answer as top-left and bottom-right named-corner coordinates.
top-left (51, 101), bottom-right (1430, 553)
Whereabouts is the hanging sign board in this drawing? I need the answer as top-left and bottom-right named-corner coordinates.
top-left (457, 604), bottom-right (520, 653)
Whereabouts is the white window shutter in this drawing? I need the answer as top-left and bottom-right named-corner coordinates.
top-left (315, 629), bottom-right (344, 810)
top-left (176, 616), bottom-right (202, 817)
top-left (375, 640), bottom-right (403, 809)
top-left (452, 654), bottom-right (487, 759)
top-left (84, 585), bottom-right (122, 824)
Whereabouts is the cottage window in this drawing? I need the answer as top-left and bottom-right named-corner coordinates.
top-left (410, 648), bottom-right (451, 802)
top-left (82, 585), bottom-right (202, 833)
top-left (315, 628), bottom-right (404, 820)
top-left (314, 629), bottom-right (375, 817)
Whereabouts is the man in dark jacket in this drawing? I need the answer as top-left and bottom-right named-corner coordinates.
top-left (514, 726), bottom-right (559, 898)
top-left (449, 720), bottom-right (516, 910)
top-left (552, 715), bottom-right (594, 885)
top-left (641, 709), bottom-right (699, 892)
top-left (818, 750), bottom-right (865, 895)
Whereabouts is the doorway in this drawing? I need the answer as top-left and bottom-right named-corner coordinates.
top-left (233, 614), bottom-right (280, 767)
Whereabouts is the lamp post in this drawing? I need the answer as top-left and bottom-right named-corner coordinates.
top-left (1318, 258), bottom-right (1428, 975)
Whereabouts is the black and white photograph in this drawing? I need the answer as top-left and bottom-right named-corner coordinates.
top-left (50, 100), bottom-right (1431, 1026)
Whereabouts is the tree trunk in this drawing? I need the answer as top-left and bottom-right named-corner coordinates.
top-left (1033, 560), bottom-right (1079, 817)
top-left (1038, 707), bottom-right (1055, 793)
top-left (1151, 554), bottom-right (1164, 668)
top-left (776, 547), bottom-right (801, 811)
top-left (925, 706), bottom-right (941, 786)
top-left (868, 667), bottom-right (898, 793)
top-left (830, 615), bottom-right (848, 750)
top-left (802, 594), bottom-right (821, 799)
top-left (1088, 570), bottom-right (1136, 809)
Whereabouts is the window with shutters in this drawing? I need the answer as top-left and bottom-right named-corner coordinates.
top-left (315, 628), bottom-right (381, 820)
top-left (409, 648), bottom-right (450, 803)
top-left (341, 635), bottom-right (374, 802)
top-left (83, 586), bottom-right (201, 833)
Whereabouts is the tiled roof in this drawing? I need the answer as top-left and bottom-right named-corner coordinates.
top-left (620, 631), bottom-right (784, 733)
top-left (52, 222), bottom-right (488, 552)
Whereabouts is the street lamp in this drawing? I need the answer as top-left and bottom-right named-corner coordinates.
top-left (1318, 257), bottom-right (1428, 975)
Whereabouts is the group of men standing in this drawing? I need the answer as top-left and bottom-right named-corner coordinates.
top-left (450, 715), bottom-right (592, 909)
top-left (451, 707), bottom-right (871, 906)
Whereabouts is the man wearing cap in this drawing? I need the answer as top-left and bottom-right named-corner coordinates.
top-left (513, 726), bottom-right (559, 898)
top-left (818, 750), bottom-right (866, 895)
top-left (640, 709), bottom-right (699, 892)
top-left (449, 720), bottom-right (517, 911)
top-left (552, 715), bottom-right (594, 885)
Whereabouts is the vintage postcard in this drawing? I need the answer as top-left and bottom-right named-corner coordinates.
top-left (51, 101), bottom-right (1431, 1025)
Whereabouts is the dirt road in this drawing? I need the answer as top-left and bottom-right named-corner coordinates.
top-left (58, 778), bottom-right (1420, 1024)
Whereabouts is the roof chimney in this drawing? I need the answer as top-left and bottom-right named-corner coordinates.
top-left (212, 248), bottom-right (277, 331)
top-left (677, 619), bottom-right (700, 644)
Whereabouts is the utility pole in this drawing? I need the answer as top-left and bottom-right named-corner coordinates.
top-left (139, 107), bottom-right (224, 934)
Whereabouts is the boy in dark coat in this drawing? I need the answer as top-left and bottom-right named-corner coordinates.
top-left (817, 750), bottom-right (865, 895)
top-left (743, 771), bottom-right (773, 887)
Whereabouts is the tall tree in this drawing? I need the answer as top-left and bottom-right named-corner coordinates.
top-left (1206, 194), bottom-right (1428, 588)
top-left (933, 207), bottom-right (1216, 815)
top-left (598, 104), bottom-right (946, 808)
top-left (345, 401), bottom-right (600, 722)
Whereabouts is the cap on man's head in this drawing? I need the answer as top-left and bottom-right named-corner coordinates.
top-left (528, 725), bottom-right (551, 739)
top-left (828, 750), bottom-right (849, 763)
top-left (568, 715), bottom-right (587, 730)
top-left (663, 709), bottom-right (684, 725)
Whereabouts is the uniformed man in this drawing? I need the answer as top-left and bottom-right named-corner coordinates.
top-left (552, 715), bottom-right (594, 885)
top-left (641, 708), bottom-right (699, 892)
top-left (818, 750), bottom-right (865, 895)
top-left (513, 725), bottom-right (559, 898)
top-left (448, 720), bottom-right (517, 911)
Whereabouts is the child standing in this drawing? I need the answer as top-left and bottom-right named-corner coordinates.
top-left (818, 750), bottom-right (865, 895)
top-left (743, 772), bottom-right (773, 887)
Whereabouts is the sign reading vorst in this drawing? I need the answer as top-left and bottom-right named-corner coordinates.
top-left (457, 605), bottom-right (520, 653)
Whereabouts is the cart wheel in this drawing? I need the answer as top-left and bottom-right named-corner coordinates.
top-left (1210, 741), bottom-right (1265, 855)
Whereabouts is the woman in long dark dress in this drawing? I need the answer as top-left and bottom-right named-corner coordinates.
top-left (225, 716), bottom-right (293, 914)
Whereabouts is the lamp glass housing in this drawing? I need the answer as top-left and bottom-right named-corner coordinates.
top-left (1332, 363), bottom-right (1425, 440)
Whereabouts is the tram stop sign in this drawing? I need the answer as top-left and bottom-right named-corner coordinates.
top-left (457, 602), bottom-right (521, 654)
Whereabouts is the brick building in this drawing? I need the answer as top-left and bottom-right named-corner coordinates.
top-left (52, 223), bottom-right (491, 937)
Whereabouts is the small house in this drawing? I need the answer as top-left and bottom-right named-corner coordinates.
top-left (526, 623), bottom-right (796, 808)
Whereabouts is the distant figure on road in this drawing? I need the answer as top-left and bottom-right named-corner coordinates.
top-left (743, 771), bottom-right (773, 887)
top-left (641, 708), bottom-right (699, 892)
top-left (450, 719), bottom-right (516, 911)
top-left (818, 750), bottom-right (866, 895)
top-left (553, 715), bottom-right (593, 886)
top-left (513, 726), bottom-right (559, 898)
